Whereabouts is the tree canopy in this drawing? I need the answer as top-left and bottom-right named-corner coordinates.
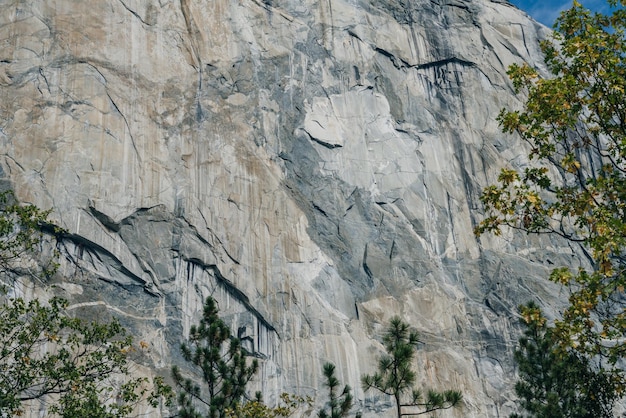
top-left (476, 0), bottom-right (626, 387)
top-left (225, 392), bottom-right (309, 418)
top-left (0, 296), bottom-right (171, 417)
top-left (0, 191), bottom-right (171, 417)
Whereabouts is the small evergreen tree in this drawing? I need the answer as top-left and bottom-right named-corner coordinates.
top-left (361, 317), bottom-right (462, 417)
top-left (510, 302), bottom-right (618, 418)
top-left (172, 296), bottom-right (259, 418)
top-left (318, 362), bottom-right (357, 418)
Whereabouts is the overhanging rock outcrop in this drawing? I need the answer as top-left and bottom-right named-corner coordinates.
top-left (0, 0), bottom-right (585, 416)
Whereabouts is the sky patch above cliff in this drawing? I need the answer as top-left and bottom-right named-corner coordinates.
top-left (509, 0), bottom-right (616, 27)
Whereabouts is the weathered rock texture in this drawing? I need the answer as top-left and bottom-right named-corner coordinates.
top-left (0, 0), bottom-right (589, 416)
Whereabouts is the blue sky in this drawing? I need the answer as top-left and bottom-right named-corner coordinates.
top-left (508, 0), bottom-right (616, 27)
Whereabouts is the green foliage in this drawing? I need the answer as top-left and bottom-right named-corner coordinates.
top-left (318, 362), bottom-right (357, 418)
top-left (172, 296), bottom-right (259, 418)
top-left (225, 392), bottom-right (311, 418)
top-left (0, 190), bottom-right (173, 417)
top-left (361, 317), bottom-right (462, 417)
top-left (0, 296), bottom-right (172, 417)
top-left (0, 191), bottom-right (60, 283)
top-left (476, 0), bottom-right (626, 387)
top-left (510, 302), bottom-right (618, 418)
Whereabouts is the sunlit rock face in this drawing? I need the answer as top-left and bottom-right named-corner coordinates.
top-left (0, 0), bottom-right (582, 416)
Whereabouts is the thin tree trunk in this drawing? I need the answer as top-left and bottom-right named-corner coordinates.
top-left (395, 393), bottom-right (402, 418)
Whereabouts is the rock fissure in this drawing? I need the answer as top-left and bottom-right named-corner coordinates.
top-left (117, 0), bottom-right (151, 26)
top-left (105, 91), bottom-right (141, 162)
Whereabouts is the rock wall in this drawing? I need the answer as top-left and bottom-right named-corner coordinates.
top-left (0, 0), bottom-right (584, 416)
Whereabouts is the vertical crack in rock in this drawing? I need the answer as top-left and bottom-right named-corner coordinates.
top-left (194, 208), bottom-right (241, 265)
top-left (106, 91), bottom-right (141, 162)
top-left (179, 0), bottom-right (202, 70)
top-left (179, 0), bottom-right (204, 121)
top-left (362, 243), bottom-right (373, 280)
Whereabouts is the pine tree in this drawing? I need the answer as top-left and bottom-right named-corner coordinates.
top-left (361, 317), bottom-right (462, 417)
top-left (318, 362), bottom-right (357, 418)
top-left (510, 302), bottom-right (617, 418)
top-left (172, 296), bottom-right (259, 418)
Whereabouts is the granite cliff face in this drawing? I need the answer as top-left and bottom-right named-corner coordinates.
top-left (0, 0), bottom-right (582, 416)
